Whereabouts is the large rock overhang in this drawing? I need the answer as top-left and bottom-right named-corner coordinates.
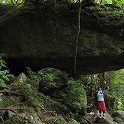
top-left (0, 5), bottom-right (124, 75)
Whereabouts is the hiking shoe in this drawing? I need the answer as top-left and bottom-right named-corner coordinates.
top-left (102, 116), bottom-right (105, 119)
top-left (102, 114), bottom-right (105, 119)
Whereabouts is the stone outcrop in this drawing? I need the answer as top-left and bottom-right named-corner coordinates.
top-left (0, 4), bottom-right (124, 75)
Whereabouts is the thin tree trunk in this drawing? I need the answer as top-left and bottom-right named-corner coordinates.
top-left (73, 0), bottom-right (81, 76)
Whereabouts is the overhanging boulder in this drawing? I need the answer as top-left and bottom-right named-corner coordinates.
top-left (0, 5), bottom-right (124, 75)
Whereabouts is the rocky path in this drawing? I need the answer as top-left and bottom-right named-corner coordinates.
top-left (87, 110), bottom-right (117, 124)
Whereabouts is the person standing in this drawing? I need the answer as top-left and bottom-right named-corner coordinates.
top-left (96, 81), bottom-right (106, 119)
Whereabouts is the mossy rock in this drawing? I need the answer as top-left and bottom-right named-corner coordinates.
top-left (26, 79), bottom-right (39, 90)
top-left (97, 118), bottom-right (114, 124)
top-left (16, 73), bottom-right (27, 83)
top-left (1, 73), bottom-right (47, 114)
top-left (0, 96), bottom-right (20, 108)
top-left (2, 114), bottom-right (44, 124)
top-left (112, 110), bottom-right (124, 121)
top-left (0, 116), bottom-right (4, 122)
top-left (68, 119), bottom-right (79, 124)
top-left (45, 116), bottom-right (67, 124)
top-left (79, 117), bottom-right (89, 124)
top-left (16, 71), bottom-right (39, 90)
top-left (113, 116), bottom-right (124, 124)
top-left (6, 74), bottom-right (15, 85)
top-left (2, 116), bottom-right (31, 124)
top-left (2, 110), bottom-right (16, 121)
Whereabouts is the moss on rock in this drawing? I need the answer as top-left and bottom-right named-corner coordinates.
top-left (68, 119), bottom-right (79, 124)
top-left (45, 116), bottom-right (67, 124)
top-left (112, 110), bottom-right (124, 121)
top-left (2, 114), bottom-right (44, 124)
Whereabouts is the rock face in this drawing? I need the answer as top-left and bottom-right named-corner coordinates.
top-left (0, 5), bottom-right (124, 74)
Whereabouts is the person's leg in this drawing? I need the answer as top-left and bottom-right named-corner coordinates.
top-left (99, 110), bottom-right (102, 118)
top-left (103, 111), bottom-right (105, 118)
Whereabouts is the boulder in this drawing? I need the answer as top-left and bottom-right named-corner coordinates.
top-left (0, 5), bottom-right (124, 74)
top-left (97, 118), bottom-right (115, 124)
top-left (96, 111), bottom-right (115, 124)
top-left (2, 110), bottom-right (16, 121)
top-left (0, 116), bottom-right (4, 122)
top-left (45, 116), bottom-right (67, 124)
top-left (113, 116), bottom-right (124, 124)
top-left (112, 110), bottom-right (124, 122)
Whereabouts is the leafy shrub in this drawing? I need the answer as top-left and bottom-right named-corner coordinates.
top-left (27, 67), bottom-right (38, 80)
top-left (63, 79), bottom-right (87, 113)
top-left (27, 67), bottom-right (68, 96)
top-left (27, 67), bottom-right (68, 88)
top-left (38, 68), bottom-right (68, 89)
top-left (0, 54), bottom-right (9, 81)
top-left (0, 79), bottom-right (6, 88)
top-left (105, 69), bottom-right (124, 110)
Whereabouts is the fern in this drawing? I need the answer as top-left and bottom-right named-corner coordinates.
top-left (0, 54), bottom-right (9, 81)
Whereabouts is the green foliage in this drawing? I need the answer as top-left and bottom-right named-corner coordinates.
top-left (63, 79), bottom-right (86, 112)
top-left (45, 116), bottom-right (67, 124)
top-left (0, 0), bottom-right (24, 5)
top-left (113, 0), bottom-right (124, 8)
top-left (27, 67), bottom-right (68, 89)
top-left (27, 67), bottom-right (38, 80)
top-left (105, 69), bottom-right (124, 109)
top-left (68, 119), bottom-right (79, 124)
top-left (38, 68), bottom-right (68, 89)
top-left (0, 79), bottom-right (6, 87)
top-left (26, 68), bottom-right (41, 89)
top-left (38, 68), bottom-right (61, 88)
top-left (0, 54), bottom-right (9, 81)
top-left (85, 5), bottom-right (109, 13)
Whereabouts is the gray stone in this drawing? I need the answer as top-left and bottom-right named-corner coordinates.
top-left (98, 118), bottom-right (115, 124)
top-left (112, 110), bottom-right (124, 122)
top-left (0, 116), bottom-right (4, 122)
top-left (113, 116), bottom-right (124, 124)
